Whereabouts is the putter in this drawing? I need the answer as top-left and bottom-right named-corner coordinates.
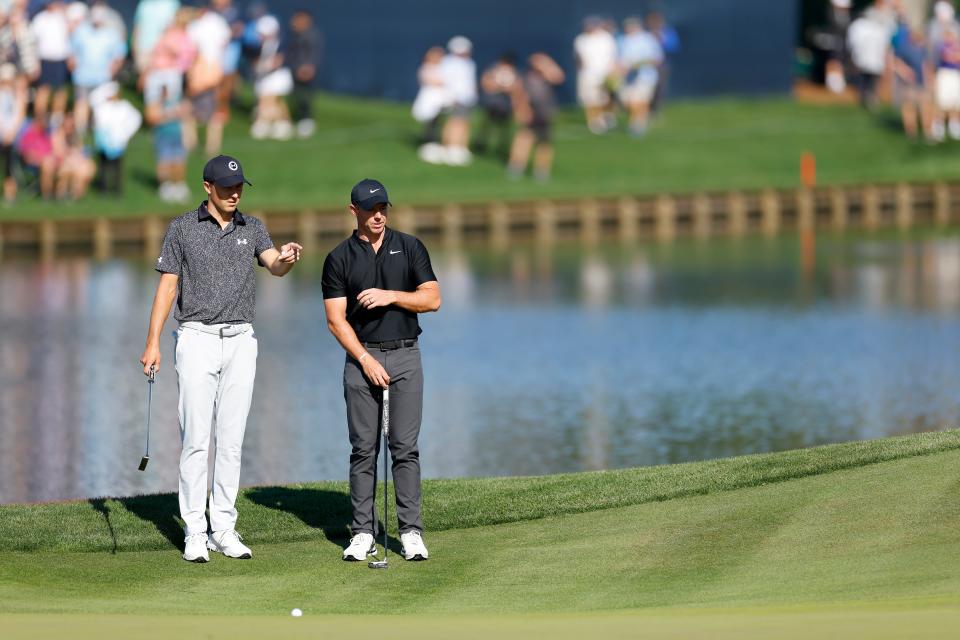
top-left (368, 386), bottom-right (390, 569)
top-left (138, 365), bottom-right (155, 471)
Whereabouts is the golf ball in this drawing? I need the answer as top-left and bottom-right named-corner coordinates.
top-left (291, 608), bottom-right (303, 617)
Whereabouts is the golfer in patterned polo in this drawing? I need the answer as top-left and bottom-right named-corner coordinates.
top-left (139, 155), bottom-right (302, 563)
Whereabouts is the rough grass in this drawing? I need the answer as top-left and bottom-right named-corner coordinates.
top-left (1, 429), bottom-right (958, 553)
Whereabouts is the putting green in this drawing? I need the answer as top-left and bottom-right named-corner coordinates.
top-left (3, 606), bottom-right (960, 640)
top-left (3, 441), bottom-right (960, 639)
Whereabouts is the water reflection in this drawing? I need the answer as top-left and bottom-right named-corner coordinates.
top-left (2, 231), bottom-right (960, 504)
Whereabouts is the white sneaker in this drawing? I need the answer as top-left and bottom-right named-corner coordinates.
top-left (271, 120), bottom-right (293, 140)
top-left (400, 530), bottom-right (429, 561)
top-left (207, 530), bottom-right (252, 559)
top-left (183, 533), bottom-right (209, 563)
top-left (296, 119), bottom-right (316, 138)
top-left (342, 532), bottom-right (377, 561)
top-left (250, 120), bottom-right (270, 139)
top-left (445, 146), bottom-right (473, 166)
top-left (418, 142), bottom-right (447, 164)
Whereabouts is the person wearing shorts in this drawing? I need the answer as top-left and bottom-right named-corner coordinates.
top-left (936, 27), bottom-right (960, 139)
top-left (140, 155), bottom-right (303, 563)
top-left (574, 17), bottom-right (617, 134)
top-left (618, 17), bottom-right (663, 137)
top-left (0, 63), bottom-right (26, 203)
top-left (322, 179), bottom-right (441, 563)
top-left (507, 53), bottom-right (564, 182)
top-left (439, 36), bottom-right (477, 166)
top-left (145, 79), bottom-right (188, 202)
top-left (30, 0), bottom-right (70, 123)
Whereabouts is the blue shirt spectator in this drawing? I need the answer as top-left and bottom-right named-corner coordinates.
top-left (70, 12), bottom-right (127, 89)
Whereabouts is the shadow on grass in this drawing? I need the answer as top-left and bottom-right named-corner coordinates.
top-left (245, 486), bottom-right (402, 553)
top-left (118, 493), bottom-right (183, 551)
top-left (88, 499), bottom-right (118, 554)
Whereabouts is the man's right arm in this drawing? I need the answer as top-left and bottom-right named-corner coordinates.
top-left (323, 296), bottom-right (390, 388)
top-left (139, 273), bottom-right (179, 375)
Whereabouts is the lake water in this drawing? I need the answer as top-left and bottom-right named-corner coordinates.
top-left (3, 230), bottom-right (960, 504)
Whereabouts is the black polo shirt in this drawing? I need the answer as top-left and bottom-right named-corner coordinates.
top-left (156, 202), bottom-right (274, 324)
top-left (321, 227), bottom-right (437, 342)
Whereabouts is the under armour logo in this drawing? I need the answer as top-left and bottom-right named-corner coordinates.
top-left (228, 161), bottom-right (239, 171)
top-left (237, 238), bottom-right (248, 245)
top-left (157, 256), bottom-right (163, 263)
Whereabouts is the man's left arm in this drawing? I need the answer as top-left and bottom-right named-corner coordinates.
top-left (357, 281), bottom-right (441, 313)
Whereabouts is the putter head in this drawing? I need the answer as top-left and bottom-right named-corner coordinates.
top-left (367, 560), bottom-right (388, 569)
top-left (138, 455), bottom-right (149, 471)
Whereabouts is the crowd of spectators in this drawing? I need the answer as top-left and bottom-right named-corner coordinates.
top-left (0, 0), bottom-right (322, 206)
top-left (832, 0), bottom-right (960, 143)
top-left (412, 12), bottom-right (678, 180)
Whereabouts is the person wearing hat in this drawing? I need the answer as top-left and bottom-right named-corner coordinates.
top-left (139, 155), bottom-right (303, 563)
top-left (321, 179), bottom-right (441, 562)
top-left (440, 35), bottom-right (477, 165)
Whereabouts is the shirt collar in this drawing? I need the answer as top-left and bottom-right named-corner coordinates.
top-left (351, 227), bottom-right (392, 246)
top-left (197, 201), bottom-right (246, 225)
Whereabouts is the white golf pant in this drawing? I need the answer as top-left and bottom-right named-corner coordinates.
top-left (174, 322), bottom-right (257, 536)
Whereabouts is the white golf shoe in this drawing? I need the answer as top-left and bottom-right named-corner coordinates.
top-left (400, 531), bottom-right (429, 561)
top-left (207, 530), bottom-right (252, 559)
top-left (342, 533), bottom-right (377, 561)
top-left (183, 533), bottom-right (209, 563)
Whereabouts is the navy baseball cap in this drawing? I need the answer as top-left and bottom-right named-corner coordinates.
top-left (203, 155), bottom-right (252, 187)
top-left (351, 178), bottom-right (392, 211)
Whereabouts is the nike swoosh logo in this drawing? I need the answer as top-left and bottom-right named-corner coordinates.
top-left (369, 188), bottom-right (381, 193)
top-left (390, 250), bottom-right (402, 255)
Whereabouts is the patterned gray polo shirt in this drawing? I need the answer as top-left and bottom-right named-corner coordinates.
top-left (156, 202), bottom-right (274, 324)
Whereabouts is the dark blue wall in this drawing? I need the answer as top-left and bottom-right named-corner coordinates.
top-left (118, 0), bottom-right (797, 102)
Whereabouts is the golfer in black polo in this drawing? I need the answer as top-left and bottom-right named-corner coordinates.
top-left (322, 179), bottom-right (441, 561)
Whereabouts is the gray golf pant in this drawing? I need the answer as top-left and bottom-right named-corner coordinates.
top-left (174, 322), bottom-right (257, 536)
top-left (344, 343), bottom-right (424, 536)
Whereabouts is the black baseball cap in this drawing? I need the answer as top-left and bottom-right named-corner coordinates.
top-left (203, 155), bottom-right (252, 187)
top-left (351, 178), bottom-right (392, 211)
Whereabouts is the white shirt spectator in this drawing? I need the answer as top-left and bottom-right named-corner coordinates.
top-left (848, 15), bottom-right (892, 75)
top-left (187, 10), bottom-right (230, 65)
top-left (441, 54), bottom-right (477, 107)
top-left (30, 7), bottom-right (71, 61)
top-left (620, 29), bottom-right (663, 86)
top-left (575, 28), bottom-right (617, 78)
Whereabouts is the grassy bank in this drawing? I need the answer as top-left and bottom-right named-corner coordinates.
top-left (2, 430), bottom-right (959, 637)
top-left (3, 95), bottom-right (959, 222)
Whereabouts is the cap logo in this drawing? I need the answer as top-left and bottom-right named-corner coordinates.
top-left (227, 161), bottom-right (239, 171)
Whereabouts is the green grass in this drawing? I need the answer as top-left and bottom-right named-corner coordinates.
top-left (3, 94), bottom-right (960, 222)
top-left (2, 430), bottom-right (960, 638)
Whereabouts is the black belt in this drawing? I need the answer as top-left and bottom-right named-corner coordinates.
top-left (363, 338), bottom-right (418, 351)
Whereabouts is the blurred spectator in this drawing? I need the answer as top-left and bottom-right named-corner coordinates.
top-left (892, 19), bottom-right (933, 141)
top-left (847, 1), bottom-right (895, 110)
top-left (826, 0), bottom-right (852, 94)
top-left (0, 2), bottom-right (38, 92)
top-left (185, 4), bottom-right (229, 154)
top-left (131, 0), bottom-right (179, 74)
top-left (54, 111), bottom-right (95, 200)
top-left (90, 81), bottom-right (141, 195)
top-left (287, 9), bottom-right (321, 138)
top-left (240, 1), bottom-right (270, 78)
top-left (618, 16), bottom-right (662, 137)
top-left (0, 62), bottom-right (26, 203)
top-left (211, 0), bottom-right (242, 132)
top-left (413, 45), bottom-right (447, 163)
top-left (30, 0), bottom-right (69, 123)
top-left (440, 35), bottom-right (476, 166)
top-left (476, 52), bottom-right (519, 158)
top-left (69, 4), bottom-right (127, 134)
top-left (574, 16), bottom-right (617, 133)
top-left (506, 52), bottom-right (564, 182)
top-left (16, 113), bottom-right (57, 198)
top-left (145, 79), bottom-right (188, 202)
top-left (90, 0), bottom-right (126, 42)
top-left (250, 14), bottom-right (292, 140)
top-left (927, 1), bottom-right (960, 59)
top-left (144, 7), bottom-right (196, 111)
top-left (935, 26), bottom-right (960, 139)
top-left (65, 1), bottom-right (87, 32)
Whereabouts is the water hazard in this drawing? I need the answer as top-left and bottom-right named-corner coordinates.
top-left (3, 231), bottom-right (959, 504)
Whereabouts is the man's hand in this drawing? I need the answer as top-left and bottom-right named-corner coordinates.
top-left (361, 355), bottom-right (390, 388)
top-left (278, 242), bottom-right (302, 264)
top-left (140, 342), bottom-right (161, 375)
top-left (357, 288), bottom-right (397, 310)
